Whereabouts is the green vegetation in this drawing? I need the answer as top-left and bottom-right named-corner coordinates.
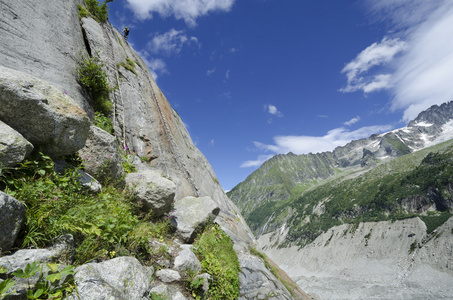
top-left (239, 140), bottom-right (453, 248)
top-left (94, 111), bottom-right (113, 134)
top-left (420, 211), bottom-right (452, 234)
top-left (0, 152), bottom-right (170, 266)
top-left (81, 0), bottom-right (114, 23)
top-left (117, 58), bottom-right (138, 76)
top-left (0, 262), bottom-right (75, 299)
top-left (192, 223), bottom-right (240, 299)
top-left (76, 53), bottom-right (113, 116)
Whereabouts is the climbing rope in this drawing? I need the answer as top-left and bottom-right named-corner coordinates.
top-left (101, 22), bottom-right (127, 149)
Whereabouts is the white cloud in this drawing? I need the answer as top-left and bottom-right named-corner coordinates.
top-left (147, 29), bottom-right (199, 56)
top-left (209, 139), bottom-right (215, 146)
top-left (344, 116), bottom-right (361, 126)
top-left (240, 155), bottom-right (273, 168)
top-left (241, 124), bottom-right (393, 167)
top-left (265, 104), bottom-right (283, 117)
top-left (343, 1), bottom-right (453, 121)
top-left (138, 50), bottom-right (168, 80)
top-left (225, 69), bottom-right (230, 80)
top-left (340, 37), bottom-right (406, 93)
top-left (125, 0), bottom-right (235, 26)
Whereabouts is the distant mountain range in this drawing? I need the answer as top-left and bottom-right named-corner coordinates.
top-left (227, 101), bottom-right (453, 299)
top-left (228, 101), bottom-right (453, 238)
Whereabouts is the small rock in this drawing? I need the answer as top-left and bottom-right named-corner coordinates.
top-left (173, 244), bottom-right (202, 274)
top-left (0, 192), bottom-right (26, 252)
top-left (0, 120), bottom-right (33, 168)
top-left (155, 269), bottom-right (181, 283)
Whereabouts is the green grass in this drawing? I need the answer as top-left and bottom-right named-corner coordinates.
top-left (0, 152), bottom-right (170, 266)
top-left (117, 58), bottom-right (138, 76)
top-left (192, 223), bottom-right (240, 299)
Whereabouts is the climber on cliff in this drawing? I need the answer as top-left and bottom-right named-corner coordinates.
top-left (122, 26), bottom-right (129, 40)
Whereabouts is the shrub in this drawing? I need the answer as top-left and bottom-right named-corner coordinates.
top-left (83, 0), bottom-right (114, 23)
top-left (94, 111), bottom-right (113, 134)
top-left (76, 53), bottom-right (113, 116)
top-left (192, 223), bottom-right (240, 299)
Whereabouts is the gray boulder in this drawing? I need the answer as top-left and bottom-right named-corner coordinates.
top-left (238, 253), bottom-right (292, 300)
top-left (173, 244), bottom-right (202, 274)
top-left (67, 257), bottom-right (151, 300)
top-left (155, 269), bottom-right (181, 283)
top-left (170, 196), bottom-right (220, 243)
top-left (0, 192), bottom-right (26, 252)
top-left (78, 126), bottom-right (124, 184)
top-left (0, 66), bottom-right (90, 157)
top-left (0, 121), bottom-right (33, 168)
top-left (125, 170), bottom-right (176, 217)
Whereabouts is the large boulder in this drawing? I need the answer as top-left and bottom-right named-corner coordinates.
top-left (0, 66), bottom-right (90, 157)
top-left (125, 170), bottom-right (176, 217)
top-left (0, 121), bottom-right (33, 168)
top-left (0, 192), bottom-right (26, 252)
top-left (78, 126), bottom-right (124, 184)
top-left (170, 196), bottom-right (220, 243)
top-left (67, 257), bottom-right (152, 300)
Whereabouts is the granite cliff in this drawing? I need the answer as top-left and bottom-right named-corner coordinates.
top-left (0, 0), bottom-right (307, 298)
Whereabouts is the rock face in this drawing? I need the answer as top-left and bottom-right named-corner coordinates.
top-left (238, 253), bottom-right (293, 300)
top-left (0, 66), bottom-right (90, 156)
top-left (0, 192), bottom-right (26, 252)
top-left (0, 121), bottom-right (33, 167)
top-left (0, 0), bottom-right (90, 112)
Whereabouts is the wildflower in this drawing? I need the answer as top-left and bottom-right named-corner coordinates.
top-left (63, 90), bottom-right (68, 95)
top-left (53, 196), bottom-right (58, 201)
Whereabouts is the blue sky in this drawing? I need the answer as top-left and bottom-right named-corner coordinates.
top-left (107, 0), bottom-right (453, 191)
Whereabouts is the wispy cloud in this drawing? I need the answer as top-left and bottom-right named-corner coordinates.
top-left (206, 67), bottom-right (216, 76)
top-left (240, 155), bottom-right (274, 168)
top-left (343, 1), bottom-right (453, 121)
top-left (125, 0), bottom-right (235, 26)
top-left (344, 116), bottom-right (361, 126)
top-left (138, 50), bottom-right (168, 80)
top-left (147, 29), bottom-right (199, 56)
top-left (241, 123), bottom-right (393, 167)
top-left (340, 37), bottom-right (406, 93)
top-left (264, 104), bottom-right (283, 117)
